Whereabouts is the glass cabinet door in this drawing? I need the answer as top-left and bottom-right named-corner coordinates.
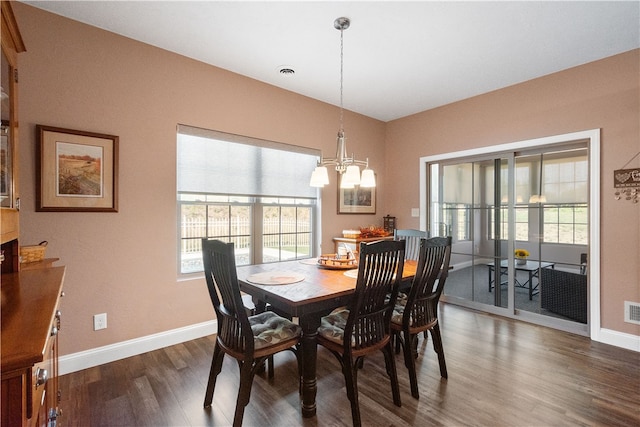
top-left (1, 49), bottom-right (13, 209)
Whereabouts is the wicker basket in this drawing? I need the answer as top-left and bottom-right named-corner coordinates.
top-left (20, 241), bottom-right (48, 263)
top-left (342, 230), bottom-right (361, 239)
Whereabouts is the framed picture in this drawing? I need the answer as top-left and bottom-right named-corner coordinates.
top-left (338, 177), bottom-right (376, 214)
top-left (36, 125), bottom-right (119, 212)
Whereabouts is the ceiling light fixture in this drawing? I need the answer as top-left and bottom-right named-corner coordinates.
top-left (310, 17), bottom-right (375, 189)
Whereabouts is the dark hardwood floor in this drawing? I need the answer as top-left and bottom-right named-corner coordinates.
top-left (58, 304), bottom-right (640, 426)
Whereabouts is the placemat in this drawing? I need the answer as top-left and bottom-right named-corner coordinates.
top-left (343, 269), bottom-right (397, 280)
top-left (246, 271), bottom-right (305, 285)
top-left (299, 258), bottom-right (319, 265)
top-left (343, 269), bottom-right (359, 279)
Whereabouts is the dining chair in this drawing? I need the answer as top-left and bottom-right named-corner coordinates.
top-left (201, 239), bottom-right (302, 427)
top-left (317, 239), bottom-right (406, 427)
top-left (390, 236), bottom-right (452, 399)
top-left (393, 229), bottom-right (430, 340)
top-left (393, 229), bottom-right (428, 261)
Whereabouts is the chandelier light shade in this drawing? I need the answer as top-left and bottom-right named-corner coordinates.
top-left (310, 17), bottom-right (376, 188)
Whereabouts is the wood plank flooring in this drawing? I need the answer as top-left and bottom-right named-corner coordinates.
top-left (58, 304), bottom-right (640, 426)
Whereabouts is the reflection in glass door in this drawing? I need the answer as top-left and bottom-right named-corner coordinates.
top-left (430, 157), bottom-right (513, 312)
top-left (428, 144), bottom-right (589, 330)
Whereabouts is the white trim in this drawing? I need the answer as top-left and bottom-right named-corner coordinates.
top-left (597, 328), bottom-right (640, 352)
top-left (419, 129), bottom-right (618, 346)
top-left (588, 132), bottom-right (602, 340)
top-left (59, 320), bottom-right (217, 375)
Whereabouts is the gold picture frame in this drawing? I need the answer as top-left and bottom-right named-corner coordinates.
top-left (36, 125), bottom-right (119, 212)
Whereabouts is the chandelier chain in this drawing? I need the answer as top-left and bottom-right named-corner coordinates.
top-left (308, 17), bottom-right (375, 188)
top-left (339, 25), bottom-right (344, 133)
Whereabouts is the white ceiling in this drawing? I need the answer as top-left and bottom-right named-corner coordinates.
top-left (22, 1), bottom-right (640, 122)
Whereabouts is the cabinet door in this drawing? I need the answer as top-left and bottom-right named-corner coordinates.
top-left (1, 0), bottom-right (26, 265)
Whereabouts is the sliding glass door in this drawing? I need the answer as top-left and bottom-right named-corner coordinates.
top-left (427, 142), bottom-right (590, 333)
top-left (429, 156), bottom-right (513, 312)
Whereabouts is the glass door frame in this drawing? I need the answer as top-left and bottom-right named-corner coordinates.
top-left (419, 129), bottom-right (600, 338)
top-left (427, 154), bottom-right (518, 317)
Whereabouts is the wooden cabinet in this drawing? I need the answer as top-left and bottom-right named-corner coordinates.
top-left (1, 267), bottom-right (66, 427)
top-left (0, 6), bottom-right (64, 425)
top-left (1, 0), bottom-right (26, 273)
top-left (333, 236), bottom-right (394, 254)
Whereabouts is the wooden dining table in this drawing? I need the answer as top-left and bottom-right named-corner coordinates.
top-left (236, 258), bottom-right (417, 418)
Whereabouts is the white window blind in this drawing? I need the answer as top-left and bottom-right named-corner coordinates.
top-left (177, 125), bottom-right (319, 199)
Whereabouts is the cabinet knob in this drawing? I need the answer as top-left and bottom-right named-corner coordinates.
top-left (51, 325), bottom-right (58, 336)
top-left (35, 368), bottom-right (48, 388)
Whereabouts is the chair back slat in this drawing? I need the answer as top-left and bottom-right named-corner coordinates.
top-left (346, 240), bottom-right (406, 351)
top-left (201, 239), bottom-right (254, 354)
top-left (394, 229), bottom-right (429, 260)
top-left (404, 237), bottom-right (452, 328)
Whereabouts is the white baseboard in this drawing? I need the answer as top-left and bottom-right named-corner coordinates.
top-left (59, 320), bottom-right (217, 375)
top-left (59, 319), bottom-right (638, 376)
top-left (596, 328), bottom-right (640, 352)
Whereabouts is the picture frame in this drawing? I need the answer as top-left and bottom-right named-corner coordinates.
top-left (36, 125), bottom-right (119, 212)
top-left (338, 175), bottom-right (376, 214)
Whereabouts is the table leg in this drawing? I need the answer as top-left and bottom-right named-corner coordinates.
top-left (299, 315), bottom-right (321, 418)
top-left (529, 271), bottom-right (534, 300)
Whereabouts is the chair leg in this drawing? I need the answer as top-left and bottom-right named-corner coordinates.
top-left (393, 331), bottom-right (401, 354)
top-left (402, 331), bottom-right (420, 399)
top-left (204, 344), bottom-right (225, 407)
top-left (343, 356), bottom-right (362, 427)
top-left (430, 324), bottom-right (448, 379)
top-left (233, 360), bottom-right (256, 427)
top-left (267, 355), bottom-right (274, 379)
top-left (382, 341), bottom-right (402, 407)
top-left (293, 345), bottom-right (303, 396)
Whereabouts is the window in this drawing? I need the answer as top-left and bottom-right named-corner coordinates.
top-left (485, 160), bottom-right (530, 241)
top-left (261, 199), bottom-right (313, 262)
top-left (540, 151), bottom-right (588, 244)
top-left (437, 163), bottom-right (474, 241)
top-left (177, 125), bottom-right (319, 274)
top-left (485, 149), bottom-right (587, 244)
top-left (543, 204), bottom-right (588, 244)
top-left (443, 203), bottom-right (471, 241)
top-left (489, 205), bottom-right (529, 241)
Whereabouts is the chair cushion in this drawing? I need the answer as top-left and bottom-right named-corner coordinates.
top-left (318, 307), bottom-right (355, 346)
top-left (391, 293), bottom-right (409, 325)
top-left (249, 311), bottom-right (302, 349)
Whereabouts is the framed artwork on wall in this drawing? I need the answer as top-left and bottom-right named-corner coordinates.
top-left (36, 125), bottom-right (119, 212)
top-left (338, 177), bottom-right (376, 214)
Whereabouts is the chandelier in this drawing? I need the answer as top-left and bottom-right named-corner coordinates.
top-left (309, 17), bottom-right (376, 189)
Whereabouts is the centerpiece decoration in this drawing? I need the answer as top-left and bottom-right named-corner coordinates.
top-left (515, 248), bottom-right (530, 265)
top-left (358, 225), bottom-right (391, 238)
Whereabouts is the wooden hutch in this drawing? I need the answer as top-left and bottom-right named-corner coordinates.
top-left (1, 3), bottom-right (65, 426)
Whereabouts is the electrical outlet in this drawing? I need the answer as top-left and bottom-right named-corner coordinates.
top-left (411, 208), bottom-right (420, 217)
top-left (93, 313), bottom-right (107, 330)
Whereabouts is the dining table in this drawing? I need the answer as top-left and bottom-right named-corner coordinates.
top-left (236, 257), bottom-right (417, 418)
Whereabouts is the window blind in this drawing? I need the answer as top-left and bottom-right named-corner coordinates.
top-left (177, 124), bottom-right (319, 199)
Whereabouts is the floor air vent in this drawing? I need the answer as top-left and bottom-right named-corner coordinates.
top-left (624, 301), bottom-right (640, 325)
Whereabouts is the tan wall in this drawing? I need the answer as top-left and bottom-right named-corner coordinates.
top-left (14, 4), bottom-right (386, 355)
top-left (384, 49), bottom-right (640, 335)
top-left (12, 4), bottom-right (639, 357)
